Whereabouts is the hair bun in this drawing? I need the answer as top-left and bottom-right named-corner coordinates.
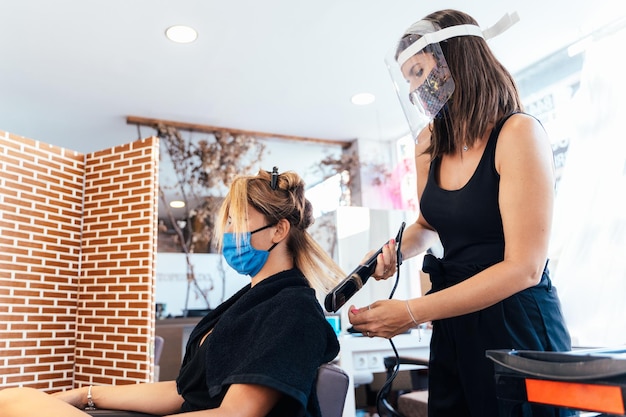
top-left (300, 200), bottom-right (314, 230)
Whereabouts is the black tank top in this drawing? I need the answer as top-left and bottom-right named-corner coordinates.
top-left (421, 115), bottom-right (516, 266)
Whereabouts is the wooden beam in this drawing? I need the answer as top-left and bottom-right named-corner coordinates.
top-left (126, 115), bottom-right (354, 149)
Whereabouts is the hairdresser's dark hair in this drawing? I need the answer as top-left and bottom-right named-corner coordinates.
top-left (401, 9), bottom-right (523, 157)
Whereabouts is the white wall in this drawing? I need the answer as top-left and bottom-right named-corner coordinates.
top-left (549, 27), bottom-right (626, 347)
top-left (155, 252), bottom-right (250, 317)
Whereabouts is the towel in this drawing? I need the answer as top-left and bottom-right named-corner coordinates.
top-left (177, 268), bottom-right (339, 416)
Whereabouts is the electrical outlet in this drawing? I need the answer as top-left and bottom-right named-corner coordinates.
top-left (354, 353), bottom-right (368, 370)
top-left (367, 353), bottom-right (380, 369)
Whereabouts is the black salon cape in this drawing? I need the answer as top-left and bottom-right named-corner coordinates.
top-left (176, 268), bottom-right (340, 417)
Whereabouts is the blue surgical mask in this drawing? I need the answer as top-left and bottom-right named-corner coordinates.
top-left (222, 224), bottom-right (278, 277)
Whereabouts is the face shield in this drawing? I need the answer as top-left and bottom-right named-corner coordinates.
top-left (385, 12), bottom-right (520, 141)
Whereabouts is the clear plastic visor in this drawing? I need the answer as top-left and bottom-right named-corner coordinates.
top-left (385, 14), bottom-right (519, 141)
top-left (385, 40), bottom-right (454, 141)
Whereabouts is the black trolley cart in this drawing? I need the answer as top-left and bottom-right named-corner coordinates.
top-left (486, 347), bottom-right (626, 416)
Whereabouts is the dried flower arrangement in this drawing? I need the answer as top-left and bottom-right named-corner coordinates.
top-left (156, 123), bottom-right (266, 312)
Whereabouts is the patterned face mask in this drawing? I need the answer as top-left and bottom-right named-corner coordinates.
top-left (386, 13), bottom-right (519, 140)
top-left (409, 62), bottom-right (455, 119)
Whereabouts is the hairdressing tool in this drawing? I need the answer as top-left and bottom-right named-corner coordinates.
top-left (324, 222), bottom-right (405, 312)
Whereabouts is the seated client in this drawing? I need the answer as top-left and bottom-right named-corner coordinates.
top-left (0, 168), bottom-right (345, 417)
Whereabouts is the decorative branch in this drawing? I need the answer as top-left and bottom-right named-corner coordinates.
top-left (314, 142), bottom-right (391, 206)
top-left (157, 123), bottom-right (266, 253)
top-left (127, 115), bottom-right (353, 148)
top-left (155, 124), bottom-right (266, 313)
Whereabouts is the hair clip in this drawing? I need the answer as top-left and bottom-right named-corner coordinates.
top-left (270, 166), bottom-right (279, 190)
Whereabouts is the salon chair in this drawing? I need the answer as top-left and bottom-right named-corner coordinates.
top-left (153, 336), bottom-right (164, 382)
top-left (377, 356), bottom-right (429, 417)
top-left (316, 362), bottom-right (350, 417)
top-left (85, 363), bottom-right (349, 417)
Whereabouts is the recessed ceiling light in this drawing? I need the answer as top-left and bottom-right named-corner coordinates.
top-left (169, 200), bottom-right (186, 208)
top-left (165, 25), bottom-right (198, 44)
top-left (351, 92), bottom-right (376, 106)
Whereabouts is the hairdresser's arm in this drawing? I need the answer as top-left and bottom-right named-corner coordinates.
top-left (407, 113), bottom-right (554, 322)
top-left (371, 127), bottom-right (439, 279)
top-left (401, 128), bottom-right (440, 260)
top-left (351, 115), bottom-right (555, 338)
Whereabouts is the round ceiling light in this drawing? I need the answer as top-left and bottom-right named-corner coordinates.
top-left (169, 200), bottom-right (186, 208)
top-left (165, 25), bottom-right (198, 44)
top-left (351, 92), bottom-right (376, 105)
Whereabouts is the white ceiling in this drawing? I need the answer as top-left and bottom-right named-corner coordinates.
top-left (0, 0), bottom-right (621, 155)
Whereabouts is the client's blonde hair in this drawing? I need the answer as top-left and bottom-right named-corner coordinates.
top-left (215, 169), bottom-right (345, 292)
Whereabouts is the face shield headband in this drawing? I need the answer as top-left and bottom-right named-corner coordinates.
top-left (385, 12), bottom-right (520, 141)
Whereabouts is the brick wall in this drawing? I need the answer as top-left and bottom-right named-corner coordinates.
top-left (75, 138), bottom-right (159, 386)
top-left (0, 130), bottom-right (159, 391)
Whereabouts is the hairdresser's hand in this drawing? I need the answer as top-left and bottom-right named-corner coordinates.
top-left (348, 299), bottom-right (415, 339)
top-left (369, 238), bottom-right (397, 280)
top-left (52, 386), bottom-right (88, 408)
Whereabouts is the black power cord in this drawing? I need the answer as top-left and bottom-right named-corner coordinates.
top-left (375, 221), bottom-right (406, 417)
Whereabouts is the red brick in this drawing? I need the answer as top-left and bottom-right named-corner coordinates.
top-left (1, 134), bottom-right (157, 389)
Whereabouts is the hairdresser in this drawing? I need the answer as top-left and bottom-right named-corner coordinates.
top-left (348, 9), bottom-right (572, 417)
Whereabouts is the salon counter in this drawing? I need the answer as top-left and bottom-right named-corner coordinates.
top-left (155, 317), bottom-right (201, 381)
